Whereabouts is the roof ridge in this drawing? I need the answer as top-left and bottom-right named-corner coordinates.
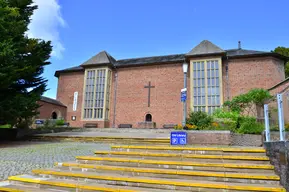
top-left (117, 53), bottom-right (185, 62)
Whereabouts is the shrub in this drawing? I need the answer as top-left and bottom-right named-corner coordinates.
top-left (214, 118), bottom-right (237, 132)
top-left (237, 120), bottom-right (264, 134)
top-left (174, 124), bottom-right (183, 130)
top-left (213, 108), bottom-right (239, 121)
top-left (285, 124), bottom-right (289, 131)
top-left (186, 111), bottom-right (213, 129)
top-left (184, 124), bottom-right (197, 130)
top-left (55, 119), bottom-right (65, 126)
top-left (224, 88), bottom-right (273, 114)
top-left (271, 124), bottom-right (289, 132)
top-left (237, 116), bottom-right (256, 129)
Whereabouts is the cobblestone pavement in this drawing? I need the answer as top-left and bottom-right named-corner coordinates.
top-left (0, 141), bottom-right (110, 181)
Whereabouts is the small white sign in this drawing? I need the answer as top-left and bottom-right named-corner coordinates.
top-left (73, 92), bottom-right (78, 111)
top-left (181, 88), bottom-right (187, 92)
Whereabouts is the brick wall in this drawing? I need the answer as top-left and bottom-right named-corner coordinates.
top-left (227, 57), bottom-right (285, 99)
top-left (56, 71), bottom-right (84, 127)
top-left (37, 101), bottom-right (67, 120)
top-left (114, 63), bottom-right (188, 128)
top-left (56, 56), bottom-right (285, 128)
top-left (56, 71), bottom-right (110, 128)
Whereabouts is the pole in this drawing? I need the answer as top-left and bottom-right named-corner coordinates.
top-left (264, 104), bottom-right (270, 142)
top-left (277, 94), bottom-right (285, 141)
top-left (113, 72), bottom-right (118, 128)
top-left (182, 72), bottom-right (187, 127)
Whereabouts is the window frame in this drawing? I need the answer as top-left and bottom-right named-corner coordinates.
top-left (190, 57), bottom-right (223, 113)
top-left (82, 67), bottom-right (112, 121)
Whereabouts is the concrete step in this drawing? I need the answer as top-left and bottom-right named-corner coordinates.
top-left (8, 174), bottom-right (174, 192)
top-left (54, 162), bottom-right (280, 185)
top-left (94, 151), bottom-right (270, 164)
top-left (31, 169), bottom-right (286, 192)
top-left (0, 180), bottom-right (60, 192)
top-left (76, 156), bottom-right (275, 174)
top-left (111, 145), bottom-right (267, 156)
top-left (31, 135), bottom-right (170, 144)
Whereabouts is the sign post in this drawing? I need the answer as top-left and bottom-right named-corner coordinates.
top-left (181, 88), bottom-right (187, 127)
top-left (171, 131), bottom-right (187, 145)
top-left (181, 88), bottom-right (187, 102)
top-left (264, 104), bottom-right (270, 142)
top-left (277, 94), bottom-right (285, 141)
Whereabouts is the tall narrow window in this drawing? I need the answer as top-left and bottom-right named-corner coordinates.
top-left (191, 59), bottom-right (222, 114)
top-left (83, 68), bottom-right (111, 119)
top-left (105, 70), bottom-right (112, 120)
top-left (207, 60), bottom-right (221, 114)
top-left (193, 61), bottom-right (206, 112)
top-left (84, 70), bottom-right (95, 119)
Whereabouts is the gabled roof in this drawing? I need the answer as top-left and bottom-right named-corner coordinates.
top-left (40, 96), bottom-right (66, 107)
top-left (186, 40), bottom-right (225, 56)
top-left (55, 40), bottom-right (289, 77)
top-left (81, 51), bottom-right (116, 66)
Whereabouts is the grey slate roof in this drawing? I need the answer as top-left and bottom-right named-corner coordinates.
top-left (81, 51), bottom-right (116, 66)
top-left (115, 54), bottom-right (185, 67)
top-left (40, 96), bottom-right (66, 107)
top-left (186, 40), bottom-right (225, 56)
top-left (226, 49), bottom-right (267, 57)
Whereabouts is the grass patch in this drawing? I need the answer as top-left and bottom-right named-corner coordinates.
top-left (0, 124), bottom-right (11, 128)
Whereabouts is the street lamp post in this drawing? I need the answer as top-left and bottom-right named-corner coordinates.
top-left (182, 62), bottom-right (188, 127)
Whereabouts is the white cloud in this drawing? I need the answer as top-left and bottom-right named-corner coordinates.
top-left (27, 0), bottom-right (66, 59)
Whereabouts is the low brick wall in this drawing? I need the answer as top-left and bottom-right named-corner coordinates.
top-left (264, 141), bottom-right (289, 191)
top-left (186, 131), bottom-right (262, 146)
top-left (231, 133), bottom-right (263, 147)
top-left (16, 127), bottom-right (85, 139)
top-left (187, 131), bottom-right (231, 145)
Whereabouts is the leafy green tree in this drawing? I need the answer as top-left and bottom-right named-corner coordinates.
top-left (274, 46), bottom-right (289, 78)
top-left (0, 0), bottom-right (52, 127)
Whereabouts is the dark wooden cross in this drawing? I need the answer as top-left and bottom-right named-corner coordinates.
top-left (144, 81), bottom-right (155, 107)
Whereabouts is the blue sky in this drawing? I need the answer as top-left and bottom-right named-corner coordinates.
top-left (28, 0), bottom-right (289, 98)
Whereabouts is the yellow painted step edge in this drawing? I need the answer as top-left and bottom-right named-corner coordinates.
top-left (33, 136), bottom-right (169, 140)
top-left (94, 151), bottom-right (270, 161)
top-left (0, 187), bottom-right (24, 192)
top-left (8, 176), bottom-right (137, 192)
top-left (111, 145), bottom-right (266, 153)
top-left (56, 162), bottom-right (280, 180)
top-left (31, 169), bottom-right (285, 192)
top-left (76, 156), bottom-right (274, 169)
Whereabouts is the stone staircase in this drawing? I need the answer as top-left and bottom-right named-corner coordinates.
top-left (0, 145), bottom-right (286, 191)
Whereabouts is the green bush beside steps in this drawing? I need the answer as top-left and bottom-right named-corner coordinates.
top-left (176, 110), bottom-right (266, 135)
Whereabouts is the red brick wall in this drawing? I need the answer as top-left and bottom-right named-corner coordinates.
top-left (56, 71), bottom-right (110, 128)
top-left (56, 71), bottom-right (84, 127)
top-left (37, 101), bottom-right (67, 120)
top-left (226, 57), bottom-right (285, 99)
top-left (113, 63), bottom-right (187, 128)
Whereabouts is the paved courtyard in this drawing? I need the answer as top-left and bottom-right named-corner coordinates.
top-left (0, 141), bottom-right (110, 181)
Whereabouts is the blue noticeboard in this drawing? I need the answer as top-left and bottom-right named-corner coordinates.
top-left (170, 132), bottom-right (187, 145)
top-left (35, 120), bottom-right (44, 125)
top-left (181, 91), bottom-right (187, 102)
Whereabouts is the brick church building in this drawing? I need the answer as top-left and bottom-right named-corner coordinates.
top-left (51, 40), bottom-right (288, 128)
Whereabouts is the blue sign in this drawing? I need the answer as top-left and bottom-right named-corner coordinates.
top-left (181, 91), bottom-right (187, 102)
top-left (35, 120), bottom-right (44, 125)
top-left (170, 131), bottom-right (187, 145)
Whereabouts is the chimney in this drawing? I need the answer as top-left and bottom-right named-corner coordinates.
top-left (238, 41), bottom-right (241, 49)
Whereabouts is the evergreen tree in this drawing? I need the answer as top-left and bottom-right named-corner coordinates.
top-left (273, 46), bottom-right (289, 78)
top-left (0, 0), bottom-right (52, 127)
